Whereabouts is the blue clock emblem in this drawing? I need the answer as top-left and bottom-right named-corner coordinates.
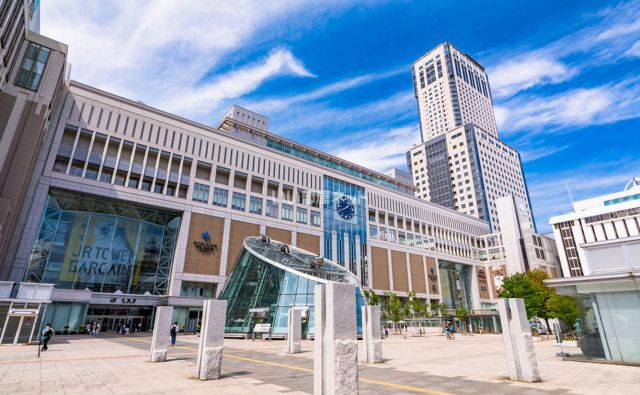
top-left (336, 195), bottom-right (355, 220)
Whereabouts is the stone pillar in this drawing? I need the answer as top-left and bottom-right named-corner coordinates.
top-left (361, 305), bottom-right (383, 363)
top-left (314, 282), bottom-right (359, 395)
top-left (497, 298), bottom-right (541, 383)
top-left (149, 306), bottom-right (173, 362)
top-left (288, 307), bottom-right (302, 354)
top-left (195, 299), bottom-right (227, 380)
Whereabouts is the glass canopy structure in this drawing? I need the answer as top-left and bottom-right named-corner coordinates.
top-left (219, 236), bottom-right (366, 337)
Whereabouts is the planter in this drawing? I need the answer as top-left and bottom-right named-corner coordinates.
top-left (555, 340), bottom-right (578, 348)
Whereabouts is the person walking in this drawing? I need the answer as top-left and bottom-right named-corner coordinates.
top-left (448, 322), bottom-right (456, 340)
top-left (41, 323), bottom-right (54, 351)
top-left (170, 322), bottom-right (178, 346)
top-left (95, 322), bottom-right (100, 336)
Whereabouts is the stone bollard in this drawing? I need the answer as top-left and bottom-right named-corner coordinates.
top-left (195, 299), bottom-right (227, 380)
top-left (362, 305), bottom-right (383, 363)
top-left (288, 307), bottom-right (302, 354)
top-left (314, 282), bottom-right (359, 395)
top-left (149, 306), bottom-right (173, 362)
top-left (497, 298), bottom-right (541, 383)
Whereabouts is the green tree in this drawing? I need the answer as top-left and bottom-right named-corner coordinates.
top-left (547, 293), bottom-right (579, 329)
top-left (384, 292), bottom-right (405, 331)
top-left (498, 271), bottom-right (549, 319)
top-left (499, 269), bottom-right (580, 332)
top-left (363, 289), bottom-right (382, 306)
top-left (455, 305), bottom-right (474, 333)
top-left (430, 301), bottom-right (447, 317)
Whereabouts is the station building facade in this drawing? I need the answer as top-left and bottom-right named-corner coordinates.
top-left (0, 80), bottom-right (518, 335)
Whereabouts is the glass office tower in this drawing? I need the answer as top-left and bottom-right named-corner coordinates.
top-left (219, 236), bottom-right (366, 337)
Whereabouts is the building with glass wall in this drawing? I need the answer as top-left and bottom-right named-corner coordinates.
top-left (547, 180), bottom-right (640, 365)
top-left (220, 236), bottom-right (365, 338)
top-left (0, 5), bottom-right (527, 335)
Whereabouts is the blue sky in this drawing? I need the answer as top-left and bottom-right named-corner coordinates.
top-left (42, 1), bottom-right (640, 233)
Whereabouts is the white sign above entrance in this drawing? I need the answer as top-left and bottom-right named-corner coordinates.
top-left (253, 323), bottom-right (271, 333)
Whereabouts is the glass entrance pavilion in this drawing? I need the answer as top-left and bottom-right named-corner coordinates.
top-left (219, 236), bottom-right (366, 338)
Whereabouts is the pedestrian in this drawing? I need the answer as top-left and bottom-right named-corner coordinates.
top-left (95, 322), bottom-right (100, 336)
top-left (384, 328), bottom-right (389, 338)
top-left (449, 322), bottom-right (456, 340)
top-left (170, 322), bottom-right (178, 346)
top-left (41, 323), bottom-right (54, 351)
top-left (138, 322), bottom-right (142, 333)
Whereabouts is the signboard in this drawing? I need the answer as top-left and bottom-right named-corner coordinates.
top-left (492, 265), bottom-right (505, 292)
top-left (193, 230), bottom-right (217, 252)
top-left (253, 323), bottom-right (271, 333)
top-left (9, 308), bottom-right (39, 315)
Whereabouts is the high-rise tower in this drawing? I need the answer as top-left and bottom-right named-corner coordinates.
top-left (412, 42), bottom-right (498, 141)
top-left (407, 42), bottom-right (534, 233)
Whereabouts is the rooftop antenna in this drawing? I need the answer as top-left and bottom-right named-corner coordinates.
top-left (565, 183), bottom-right (575, 207)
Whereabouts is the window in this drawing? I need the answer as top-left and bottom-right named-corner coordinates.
top-left (282, 204), bottom-right (293, 221)
top-left (249, 196), bottom-right (263, 215)
top-left (192, 183), bottom-right (209, 203)
top-left (296, 207), bottom-right (307, 224)
top-left (297, 189), bottom-right (306, 205)
top-left (15, 43), bottom-right (50, 91)
top-left (231, 192), bottom-right (246, 211)
top-left (212, 187), bottom-right (228, 207)
top-left (369, 224), bottom-right (378, 238)
top-left (266, 200), bottom-right (278, 218)
top-left (310, 211), bottom-right (321, 227)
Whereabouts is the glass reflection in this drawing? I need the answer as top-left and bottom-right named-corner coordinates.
top-left (25, 190), bottom-right (180, 295)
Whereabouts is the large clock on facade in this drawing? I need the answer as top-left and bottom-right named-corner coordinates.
top-left (336, 195), bottom-right (355, 220)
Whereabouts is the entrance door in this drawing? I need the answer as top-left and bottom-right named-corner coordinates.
top-left (0, 315), bottom-right (37, 344)
top-left (16, 316), bottom-right (36, 343)
top-left (0, 316), bottom-right (21, 344)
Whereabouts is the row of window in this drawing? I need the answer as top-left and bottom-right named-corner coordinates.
top-left (192, 183), bottom-right (321, 226)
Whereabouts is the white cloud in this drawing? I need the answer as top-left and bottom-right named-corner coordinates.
top-left (489, 57), bottom-right (575, 98)
top-left (495, 77), bottom-right (640, 133)
top-left (527, 158), bottom-right (640, 233)
top-left (245, 66), bottom-right (406, 115)
top-left (626, 40), bottom-right (640, 57)
top-left (41, 0), bottom-right (351, 122)
top-left (519, 144), bottom-right (570, 162)
top-left (486, 0), bottom-right (640, 98)
top-left (330, 125), bottom-right (421, 171)
top-left (160, 48), bottom-right (315, 115)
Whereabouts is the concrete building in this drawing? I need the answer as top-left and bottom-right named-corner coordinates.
top-left (0, 0), bottom-right (68, 281)
top-left (412, 42), bottom-right (497, 141)
top-left (383, 168), bottom-right (412, 186)
top-left (479, 196), bottom-right (560, 288)
top-left (0, 15), bottom-right (550, 341)
top-left (408, 124), bottom-right (531, 232)
top-left (0, 78), bottom-right (512, 340)
top-left (407, 43), bottom-right (533, 233)
top-left (547, 178), bottom-right (640, 364)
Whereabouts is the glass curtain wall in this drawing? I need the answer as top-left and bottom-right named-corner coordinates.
top-left (24, 190), bottom-right (180, 295)
top-left (322, 176), bottom-right (367, 280)
top-left (219, 238), bottom-right (366, 336)
top-left (439, 261), bottom-right (472, 309)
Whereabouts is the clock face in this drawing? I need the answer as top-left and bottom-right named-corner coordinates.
top-left (335, 195), bottom-right (355, 220)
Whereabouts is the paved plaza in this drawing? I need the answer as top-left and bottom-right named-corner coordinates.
top-left (0, 333), bottom-right (638, 394)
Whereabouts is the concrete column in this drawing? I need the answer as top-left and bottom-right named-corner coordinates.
top-left (331, 230), bottom-right (338, 263)
top-left (344, 233), bottom-right (350, 272)
top-left (149, 306), bottom-right (173, 362)
top-left (362, 305), bottom-right (383, 363)
top-left (497, 298), bottom-right (541, 383)
top-left (195, 299), bottom-right (227, 380)
top-left (355, 234), bottom-right (361, 281)
top-left (288, 307), bottom-right (302, 354)
top-left (314, 282), bottom-right (359, 395)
